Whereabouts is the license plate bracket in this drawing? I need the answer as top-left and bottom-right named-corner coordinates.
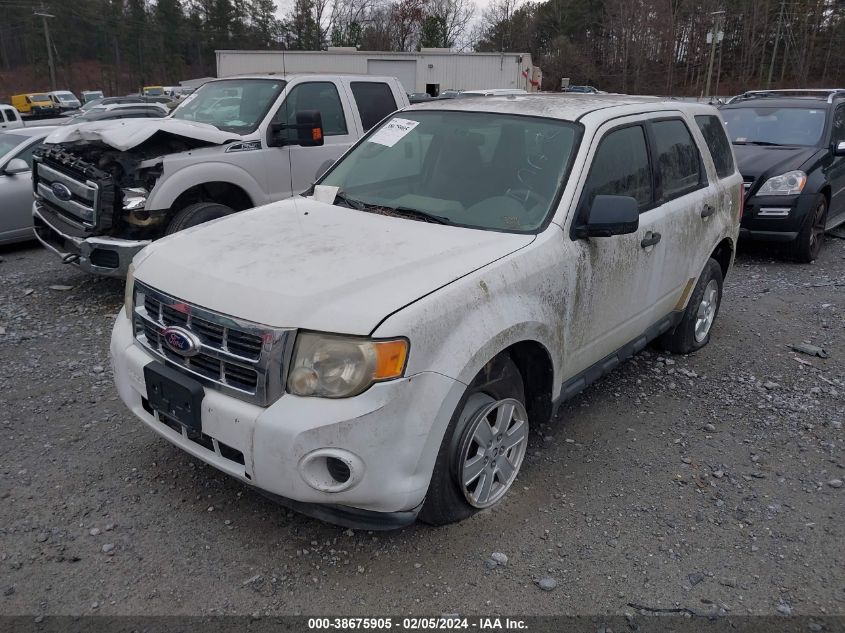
top-left (144, 362), bottom-right (204, 431)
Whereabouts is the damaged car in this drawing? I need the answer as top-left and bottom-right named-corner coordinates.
top-left (111, 95), bottom-right (742, 529)
top-left (31, 74), bottom-right (408, 276)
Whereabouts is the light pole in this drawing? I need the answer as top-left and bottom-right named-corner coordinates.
top-left (703, 10), bottom-right (725, 100)
top-left (34, 10), bottom-right (56, 92)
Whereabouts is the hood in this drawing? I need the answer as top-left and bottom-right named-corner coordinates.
top-left (733, 144), bottom-right (822, 181)
top-left (43, 117), bottom-right (237, 151)
top-left (134, 198), bottom-right (534, 334)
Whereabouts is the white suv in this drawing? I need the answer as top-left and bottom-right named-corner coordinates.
top-left (111, 95), bottom-right (742, 529)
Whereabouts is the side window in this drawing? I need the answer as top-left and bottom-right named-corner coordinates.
top-left (581, 125), bottom-right (653, 211)
top-left (651, 119), bottom-right (704, 200)
top-left (0, 108), bottom-right (8, 122)
top-left (832, 105), bottom-right (845, 144)
top-left (694, 114), bottom-right (735, 179)
top-left (350, 82), bottom-right (398, 131)
top-left (273, 82), bottom-right (348, 137)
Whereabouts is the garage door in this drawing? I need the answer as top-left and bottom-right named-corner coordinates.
top-left (367, 59), bottom-right (417, 93)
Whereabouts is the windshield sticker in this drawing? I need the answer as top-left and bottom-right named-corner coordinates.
top-left (368, 118), bottom-right (419, 147)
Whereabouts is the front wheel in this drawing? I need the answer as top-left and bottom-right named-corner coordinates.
top-left (419, 355), bottom-right (529, 526)
top-left (657, 257), bottom-right (723, 354)
top-left (165, 201), bottom-right (235, 235)
top-left (789, 195), bottom-right (827, 263)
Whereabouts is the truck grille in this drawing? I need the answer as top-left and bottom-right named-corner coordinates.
top-left (132, 282), bottom-right (293, 406)
top-left (32, 146), bottom-right (116, 230)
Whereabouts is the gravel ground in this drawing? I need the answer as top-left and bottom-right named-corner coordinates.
top-left (0, 237), bottom-right (843, 618)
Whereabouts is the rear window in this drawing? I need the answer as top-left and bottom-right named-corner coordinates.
top-left (350, 82), bottom-right (398, 130)
top-left (651, 119), bottom-right (704, 200)
top-left (695, 114), bottom-right (735, 178)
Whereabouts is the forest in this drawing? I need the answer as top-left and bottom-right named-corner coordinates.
top-left (0, 0), bottom-right (843, 96)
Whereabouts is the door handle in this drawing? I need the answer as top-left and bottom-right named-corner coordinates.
top-left (700, 204), bottom-right (715, 218)
top-left (640, 231), bottom-right (662, 248)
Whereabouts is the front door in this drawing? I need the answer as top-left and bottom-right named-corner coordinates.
top-left (563, 118), bottom-right (666, 378)
top-left (266, 80), bottom-right (358, 201)
top-left (826, 104), bottom-right (845, 225)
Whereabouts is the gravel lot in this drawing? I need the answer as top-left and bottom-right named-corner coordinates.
top-left (1, 237), bottom-right (843, 618)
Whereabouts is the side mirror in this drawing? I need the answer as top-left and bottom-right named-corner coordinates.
top-left (268, 110), bottom-right (324, 148)
top-left (3, 158), bottom-right (30, 175)
top-left (575, 195), bottom-right (639, 238)
top-left (834, 141), bottom-right (845, 156)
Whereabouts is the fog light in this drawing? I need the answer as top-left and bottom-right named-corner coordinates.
top-left (298, 449), bottom-right (364, 493)
top-left (326, 457), bottom-right (351, 483)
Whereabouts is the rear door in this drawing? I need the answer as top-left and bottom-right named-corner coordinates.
top-left (564, 117), bottom-right (666, 376)
top-left (642, 116), bottom-right (717, 318)
top-left (826, 103), bottom-right (845, 223)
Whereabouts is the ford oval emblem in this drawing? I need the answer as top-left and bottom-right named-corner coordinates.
top-left (51, 182), bottom-right (73, 202)
top-left (162, 327), bottom-right (201, 357)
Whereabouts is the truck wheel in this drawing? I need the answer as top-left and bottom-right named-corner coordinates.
top-left (419, 355), bottom-right (529, 526)
top-left (165, 202), bottom-right (235, 235)
top-left (788, 195), bottom-right (827, 263)
top-left (657, 258), bottom-right (723, 355)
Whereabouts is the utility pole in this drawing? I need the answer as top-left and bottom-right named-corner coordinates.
top-left (34, 9), bottom-right (56, 92)
top-left (767, 0), bottom-right (785, 88)
top-left (703, 10), bottom-right (725, 100)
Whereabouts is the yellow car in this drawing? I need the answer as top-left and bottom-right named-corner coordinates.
top-left (142, 85), bottom-right (165, 97)
top-left (11, 93), bottom-right (59, 117)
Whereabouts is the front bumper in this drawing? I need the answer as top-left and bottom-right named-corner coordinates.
top-left (739, 192), bottom-right (817, 242)
top-left (110, 313), bottom-right (464, 528)
top-left (33, 202), bottom-right (149, 277)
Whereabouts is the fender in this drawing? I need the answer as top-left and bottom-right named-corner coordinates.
top-left (146, 160), bottom-right (270, 211)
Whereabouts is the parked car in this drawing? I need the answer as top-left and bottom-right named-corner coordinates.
top-left (47, 90), bottom-right (82, 111)
top-left (408, 92), bottom-right (433, 104)
top-left (721, 88), bottom-right (845, 261)
top-left (142, 86), bottom-right (165, 97)
top-left (61, 106), bottom-right (167, 125)
top-left (10, 93), bottom-right (59, 117)
top-left (564, 85), bottom-right (600, 94)
top-left (439, 90), bottom-right (462, 99)
top-left (459, 88), bottom-right (528, 97)
top-left (81, 102), bottom-right (169, 116)
top-left (110, 95), bottom-right (741, 529)
top-left (81, 90), bottom-right (105, 103)
top-left (0, 127), bottom-right (54, 244)
top-left (79, 96), bottom-right (147, 113)
top-left (32, 74), bottom-right (408, 276)
top-left (0, 104), bottom-right (24, 131)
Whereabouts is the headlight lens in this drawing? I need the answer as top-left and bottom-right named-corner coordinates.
top-left (123, 263), bottom-right (135, 318)
top-left (287, 333), bottom-right (408, 398)
top-left (757, 170), bottom-right (807, 196)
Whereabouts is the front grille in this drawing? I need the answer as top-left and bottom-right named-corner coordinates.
top-left (32, 146), bottom-right (116, 230)
top-left (133, 282), bottom-right (293, 406)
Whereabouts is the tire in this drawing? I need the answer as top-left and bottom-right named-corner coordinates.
top-left (419, 355), bottom-right (529, 526)
top-left (165, 201), bottom-right (235, 235)
top-left (788, 195), bottom-right (827, 263)
top-left (658, 258), bottom-right (723, 355)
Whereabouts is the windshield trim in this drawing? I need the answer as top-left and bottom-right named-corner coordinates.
top-left (170, 78), bottom-right (286, 135)
top-left (315, 109), bottom-right (585, 236)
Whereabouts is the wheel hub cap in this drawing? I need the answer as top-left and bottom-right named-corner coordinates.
top-left (694, 279), bottom-right (720, 343)
top-left (458, 397), bottom-right (529, 508)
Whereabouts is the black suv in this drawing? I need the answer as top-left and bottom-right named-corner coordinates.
top-left (720, 89), bottom-right (845, 261)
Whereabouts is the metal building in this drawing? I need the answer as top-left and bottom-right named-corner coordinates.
top-left (215, 48), bottom-right (542, 95)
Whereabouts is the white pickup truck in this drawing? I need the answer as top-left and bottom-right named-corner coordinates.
top-left (31, 74), bottom-right (408, 276)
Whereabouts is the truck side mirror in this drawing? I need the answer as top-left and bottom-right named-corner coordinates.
top-left (574, 195), bottom-right (639, 238)
top-left (3, 158), bottom-right (30, 175)
top-left (268, 110), bottom-right (324, 148)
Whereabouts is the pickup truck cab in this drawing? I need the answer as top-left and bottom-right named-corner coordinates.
top-left (31, 74), bottom-right (408, 276)
top-left (111, 95), bottom-right (741, 529)
top-left (0, 104), bottom-right (24, 131)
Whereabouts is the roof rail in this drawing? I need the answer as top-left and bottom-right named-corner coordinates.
top-left (726, 88), bottom-right (845, 104)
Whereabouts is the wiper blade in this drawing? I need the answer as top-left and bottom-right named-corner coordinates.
top-left (734, 140), bottom-right (781, 146)
top-left (385, 206), bottom-right (452, 225)
top-left (333, 191), bottom-right (365, 210)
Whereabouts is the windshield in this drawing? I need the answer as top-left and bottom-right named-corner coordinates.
top-left (319, 111), bottom-right (581, 232)
top-left (56, 92), bottom-right (76, 101)
top-left (722, 107), bottom-right (827, 146)
top-left (0, 133), bottom-right (26, 160)
top-left (170, 78), bottom-right (286, 134)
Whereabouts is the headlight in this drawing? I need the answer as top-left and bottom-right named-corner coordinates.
top-left (122, 187), bottom-right (148, 211)
top-left (757, 170), bottom-right (807, 196)
top-left (124, 263), bottom-right (135, 318)
top-left (287, 333), bottom-right (408, 398)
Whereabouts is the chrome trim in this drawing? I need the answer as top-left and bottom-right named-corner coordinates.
top-left (132, 281), bottom-right (294, 406)
top-left (33, 156), bottom-right (100, 227)
top-left (758, 207), bottom-right (791, 217)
